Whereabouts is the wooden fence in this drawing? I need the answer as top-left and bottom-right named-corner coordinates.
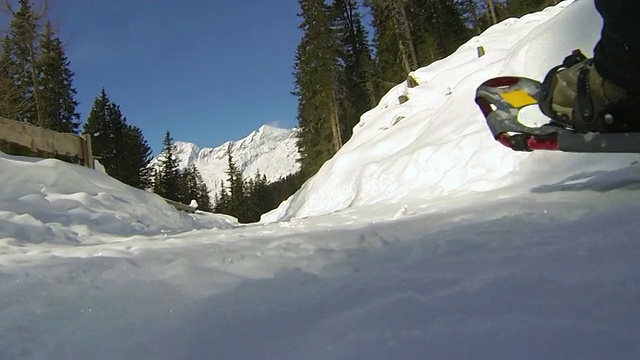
top-left (164, 198), bottom-right (197, 213)
top-left (0, 116), bottom-right (94, 168)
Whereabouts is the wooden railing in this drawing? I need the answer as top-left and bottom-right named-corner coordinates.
top-left (0, 116), bottom-right (93, 168)
top-left (163, 198), bottom-right (197, 213)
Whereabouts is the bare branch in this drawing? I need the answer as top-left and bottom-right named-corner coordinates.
top-left (33, 0), bottom-right (49, 21)
top-left (3, 0), bottom-right (15, 15)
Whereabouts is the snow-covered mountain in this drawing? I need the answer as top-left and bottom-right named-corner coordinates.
top-left (153, 125), bottom-right (299, 197)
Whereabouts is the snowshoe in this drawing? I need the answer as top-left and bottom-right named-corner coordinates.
top-left (475, 76), bottom-right (640, 153)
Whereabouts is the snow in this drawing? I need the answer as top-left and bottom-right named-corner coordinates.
top-left (1, 1), bottom-right (640, 359)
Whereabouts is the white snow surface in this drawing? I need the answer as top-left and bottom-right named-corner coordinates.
top-left (151, 125), bottom-right (299, 198)
top-left (2, 2), bottom-right (640, 359)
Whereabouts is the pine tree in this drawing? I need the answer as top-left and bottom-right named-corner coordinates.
top-left (364, 0), bottom-right (412, 89)
top-left (178, 165), bottom-right (212, 212)
top-left (225, 145), bottom-right (245, 218)
top-left (121, 124), bottom-right (153, 189)
top-left (240, 170), bottom-right (273, 222)
top-left (332, 0), bottom-right (378, 141)
top-left (102, 105), bottom-right (130, 184)
top-left (472, 0), bottom-right (508, 30)
top-left (244, 175), bottom-right (258, 220)
top-left (505, 0), bottom-right (551, 18)
top-left (213, 191), bottom-right (220, 211)
top-left (194, 170), bottom-right (213, 212)
top-left (265, 171), bottom-right (305, 205)
top-left (252, 172), bottom-right (273, 219)
top-left (365, 0), bottom-right (418, 84)
top-left (83, 89), bottom-right (152, 189)
top-left (0, 0), bottom-right (44, 123)
top-left (0, 1), bottom-right (80, 133)
top-left (154, 131), bottom-right (181, 201)
top-left (215, 180), bottom-right (230, 214)
top-left (213, 146), bottom-right (256, 221)
top-left (83, 89), bottom-right (112, 161)
top-left (486, 0), bottom-right (499, 24)
top-left (365, 0), bottom-right (472, 89)
top-left (415, 0), bottom-right (472, 61)
top-left (294, 0), bottom-right (343, 179)
top-left (0, 36), bottom-right (23, 119)
top-left (212, 166), bottom-right (304, 223)
top-left (38, 22), bottom-right (80, 133)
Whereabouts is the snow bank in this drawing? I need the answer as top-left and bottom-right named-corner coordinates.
top-left (263, 0), bottom-right (639, 222)
top-left (0, 153), bottom-right (234, 245)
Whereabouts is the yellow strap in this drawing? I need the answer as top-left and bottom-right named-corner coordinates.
top-left (501, 89), bottom-right (537, 108)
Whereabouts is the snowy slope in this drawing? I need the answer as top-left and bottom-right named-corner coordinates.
top-left (263, 0), bottom-right (638, 222)
top-left (152, 125), bottom-right (299, 197)
top-left (1, 1), bottom-right (640, 359)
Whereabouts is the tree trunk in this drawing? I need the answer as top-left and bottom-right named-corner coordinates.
top-left (330, 88), bottom-right (343, 152)
top-left (486, 0), bottom-right (498, 25)
top-left (364, 77), bottom-right (377, 108)
top-left (27, 39), bottom-right (44, 127)
top-left (390, 0), bottom-right (418, 73)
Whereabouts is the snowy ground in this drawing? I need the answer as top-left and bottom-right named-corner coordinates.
top-left (2, 184), bottom-right (640, 359)
top-left (1, 1), bottom-right (640, 359)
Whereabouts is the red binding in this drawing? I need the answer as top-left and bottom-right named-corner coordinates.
top-left (527, 134), bottom-right (559, 151)
top-left (496, 133), bottom-right (559, 151)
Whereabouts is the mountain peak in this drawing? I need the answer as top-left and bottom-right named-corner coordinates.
top-left (152, 125), bottom-right (299, 199)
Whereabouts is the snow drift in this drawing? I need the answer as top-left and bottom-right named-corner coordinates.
top-left (0, 153), bottom-right (234, 245)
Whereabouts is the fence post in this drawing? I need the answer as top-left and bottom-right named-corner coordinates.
top-left (82, 134), bottom-right (94, 169)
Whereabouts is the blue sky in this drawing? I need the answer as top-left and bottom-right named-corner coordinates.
top-left (37, 0), bottom-right (303, 154)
